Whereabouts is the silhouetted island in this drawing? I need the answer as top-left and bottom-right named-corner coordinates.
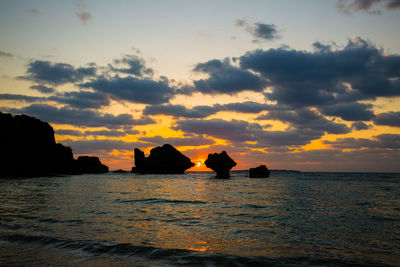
top-left (132, 144), bottom-right (194, 174)
top-left (0, 112), bottom-right (108, 177)
top-left (75, 156), bottom-right (109, 174)
top-left (249, 165), bottom-right (270, 178)
top-left (205, 151), bottom-right (236, 178)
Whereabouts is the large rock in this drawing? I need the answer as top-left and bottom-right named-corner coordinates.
top-left (0, 112), bottom-right (108, 177)
top-left (249, 165), bottom-right (270, 178)
top-left (133, 144), bottom-right (194, 174)
top-left (75, 156), bottom-right (109, 174)
top-left (204, 151), bottom-right (236, 178)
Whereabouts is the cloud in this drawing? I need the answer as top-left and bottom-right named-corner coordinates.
top-left (192, 58), bottom-right (267, 95)
top-left (55, 129), bottom-right (84, 136)
top-left (174, 119), bottom-right (263, 143)
top-left (0, 51), bottom-right (13, 58)
top-left (143, 101), bottom-right (272, 118)
top-left (235, 19), bottom-right (279, 41)
top-left (373, 111), bottom-right (400, 127)
top-left (29, 9), bottom-right (40, 15)
top-left (351, 121), bottom-right (371, 130)
top-left (0, 94), bottom-right (45, 102)
top-left (30, 85), bottom-right (55, 94)
top-left (336, 0), bottom-right (400, 14)
top-left (324, 134), bottom-right (400, 149)
top-left (112, 55), bottom-right (154, 77)
top-left (321, 102), bottom-right (375, 121)
top-left (143, 104), bottom-right (214, 118)
top-left (48, 90), bottom-right (110, 109)
top-left (218, 101), bottom-right (272, 113)
top-left (20, 60), bottom-right (97, 85)
top-left (174, 118), bottom-right (329, 147)
top-left (258, 109), bottom-right (351, 134)
top-left (81, 75), bottom-right (174, 104)
top-left (63, 139), bottom-right (142, 154)
top-left (256, 128), bottom-right (324, 147)
top-left (7, 104), bottom-right (155, 129)
top-left (76, 12), bottom-right (92, 24)
top-left (138, 135), bottom-right (215, 147)
top-left (239, 37), bottom-right (400, 109)
top-left (56, 128), bottom-right (139, 137)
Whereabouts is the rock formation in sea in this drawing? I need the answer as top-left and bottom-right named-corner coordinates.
top-left (132, 144), bottom-right (194, 174)
top-left (75, 156), bottom-right (109, 174)
top-left (204, 151), bottom-right (236, 178)
top-left (249, 165), bottom-right (270, 178)
top-left (0, 112), bottom-right (108, 177)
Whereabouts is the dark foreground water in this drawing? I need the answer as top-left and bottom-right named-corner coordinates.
top-left (1, 171), bottom-right (399, 266)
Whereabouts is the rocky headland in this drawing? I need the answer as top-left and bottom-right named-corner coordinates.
top-left (0, 112), bottom-right (108, 177)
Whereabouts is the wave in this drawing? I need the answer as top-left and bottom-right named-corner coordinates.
top-left (0, 233), bottom-right (390, 267)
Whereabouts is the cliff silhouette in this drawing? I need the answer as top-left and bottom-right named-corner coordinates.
top-left (0, 112), bottom-right (108, 177)
top-left (132, 144), bottom-right (194, 174)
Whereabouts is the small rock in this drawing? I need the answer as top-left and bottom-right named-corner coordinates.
top-left (249, 165), bottom-right (270, 178)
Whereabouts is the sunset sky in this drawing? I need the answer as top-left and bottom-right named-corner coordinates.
top-left (1, 0), bottom-right (399, 172)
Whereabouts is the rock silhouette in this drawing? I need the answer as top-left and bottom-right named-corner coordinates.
top-left (75, 156), bottom-right (109, 174)
top-left (133, 144), bottom-right (194, 174)
top-left (205, 151), bottom-right (236, 178)
top-left (249, 165), bottom-right (270, 178)
top-left (0, 112), bottom-right (108, 177)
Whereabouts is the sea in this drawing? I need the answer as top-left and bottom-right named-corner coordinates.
top-left (0, 171), bottom-right (399, 266)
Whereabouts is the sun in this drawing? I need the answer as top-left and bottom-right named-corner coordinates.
top-left (195, 158), bottom-right (205, 168)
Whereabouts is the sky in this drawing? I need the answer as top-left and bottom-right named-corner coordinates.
top-left (1, 0), bottom-right (400, 172)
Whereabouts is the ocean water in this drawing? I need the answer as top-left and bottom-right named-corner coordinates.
top-left (1, 171), bottom-right (399, 266)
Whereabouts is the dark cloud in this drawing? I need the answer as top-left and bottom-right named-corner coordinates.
top-left (20, 60), bottom-right (97, 85)
top-left (112, 55), bottom-right (153, 77)
top-left (218, 101), bottom-right (272, 113)
top-left (351, 121), bottom-right (371, 130)
top-left (56, 129), bottom-right (139, 137)
top-left (192, 58), bottom-right (267, 95)
top-left (174, 118), bottom-right (321, 147)
top-left (139, 135), bottom-right (215, 147)
top-left (336, 0), bottom-right (400, 14)
top-left (48, 91), bottom-right (110, 109)
top-left (76, 12), bottom-right (92, 24)
top-left (321, 102), bottom-right (375, 121)
top-left (85, 130), bottom-right (133, 137)
top-left (256, 128), bottom-right (324, 147)
top-left (252, 23), bottom-right (279, 41)
top-left (174, 119), bottom-right (263, 143)
top-left (235, 19), bottom-right (279, 41)
top-left (0, 93), bottom-right (45, 102)
top-left (55, 129), bottom-right (84, 136)
top-left (144, 104), bottom-right (215, 118)
top-left (7, 104), bottom-right (155, 129)
top-left (0, 51), bottom-right (13, 58)
top-left (30, 85), bottom-right (55, 94)
top-left (144, 101), bottom-right (272, 118)
top-left (324, 134), bottom-right (400, 149)
top-left (240, 37), bottom-right (400, 108)
top-left (258, 109), bottom-right (351, 134)
top-left (81, 76), bottom-right (174, 104)
top-left (373, 111), bottom-right (400, 127)
top-left (63, 139), bottom-right (142, 154)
